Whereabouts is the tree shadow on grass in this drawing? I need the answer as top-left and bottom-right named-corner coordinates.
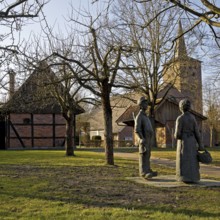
top-left (0, 164), bottom-right (220, 219)
top-left (0, 190), bottom-right (220, 219)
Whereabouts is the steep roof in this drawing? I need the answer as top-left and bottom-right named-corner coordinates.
top-left (116, 97), bottom-right (206, 127)
top-left (87, 93), bottom-right (142, 133)
top-left (165, 20), bottom-right (201, 65)
top-left (115, 105), bottom-right (139, 127)
top-left (157, 85), bottom-right (186, 101)
top-left (2, 62), bottom-right (84, 115)
top-left (175, 20), bottom-right (188, 59)
top-left (116, 104), bottom-right (166, 127)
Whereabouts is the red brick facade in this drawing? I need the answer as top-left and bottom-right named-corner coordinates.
top-left (7, 113), bottom-right (66, 148)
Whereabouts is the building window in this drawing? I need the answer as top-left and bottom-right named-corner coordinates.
top-left (23, 118), bottom-right (31, 124)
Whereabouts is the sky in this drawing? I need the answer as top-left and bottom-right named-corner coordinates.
top-left (1, 1), bottom-right (217, 83)
top-left (1, 0), bottom-right (219, 103)
top-left (0, 0), bottom-right (99, 101)
top-left (18, 0), bottom-right (104, 41)
top-left (17, 0), bottom-right (211, 83)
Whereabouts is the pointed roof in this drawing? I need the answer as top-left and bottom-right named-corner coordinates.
top-left (87, 92), bottom-right (142, 132)
top-left (1, 62), bottom-right (84, 114)
top-left (165, 20), bottom-right (201, 65)
top-left (175, 20), bottom-right (188, 59)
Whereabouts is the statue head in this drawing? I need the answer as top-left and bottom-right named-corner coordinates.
top-left (179, 99), bottom-right (191, 113)
top-left (137, 96), bottom-right (148, 110)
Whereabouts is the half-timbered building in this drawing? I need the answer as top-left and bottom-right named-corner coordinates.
top-left (0, 63), bottom-right (84, 149)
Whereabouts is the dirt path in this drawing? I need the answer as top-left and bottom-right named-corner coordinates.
top-left (115, 152), bottom-right (220, 178)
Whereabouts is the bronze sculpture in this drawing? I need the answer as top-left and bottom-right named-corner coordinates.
top-left (174, 99), bottom-right (205, 183)
top-left (135, 97), bottom-right (157, 179)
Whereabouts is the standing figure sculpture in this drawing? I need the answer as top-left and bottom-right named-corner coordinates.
top-left (135, 97), bottom-right (157, 179)
top-left (174, 99), bottom-right (204, 183)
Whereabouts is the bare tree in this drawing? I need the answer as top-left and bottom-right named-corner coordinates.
top-left (113, 0), bottom-right (185, 146)
top-left (10, 49), bottom-right (86, 155)
top-left (37, 61), bottom-right (85, 156)
top-left (47, 3), bottom-right (135, 165)
top-left (203, 79), bottom-right (220, 147)
top-left (14, 2), bottom-right (127, 162)
top-left (167, 0), bottom-right (220, 28)
top-left (17, 31), bottom-right (87, 155)
top-left (132, 1), bottom-right (220, 27)
top-left (94, 1), bottom-right (220, 40)
top-left (0, 0), bottom-right (46, 101)
top-left (0, 0), bottom-right (46, 52)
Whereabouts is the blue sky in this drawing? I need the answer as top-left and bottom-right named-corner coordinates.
top-left (18, 1), bottom-right (210, 78)
top-left (41, 0), bottom-right (93, 26)
top-left (18, 0), bottom-right (104, 41)
top-left (0, 0), bottom-right (98, 101)
top-left (2, 0), bottom-right (213, 81)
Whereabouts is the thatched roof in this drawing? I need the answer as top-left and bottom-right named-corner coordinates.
top-left (2, 62), bottom-right (84, 115)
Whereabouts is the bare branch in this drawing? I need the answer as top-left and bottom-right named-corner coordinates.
top-left (5, 0), bottom-right (27, 16)
top-left (200, 0), bottom-right (220, 15)
top-left (0, 0), bottom-right (45, 18)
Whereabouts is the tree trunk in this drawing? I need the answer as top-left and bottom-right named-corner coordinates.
top-left (101, 83), bottom-right (114, 165)
top-left (65, 111), bottom-right (75, 156)
top-left (150, 116), bottom-right (158, 148)
top-left (210, 125), bottom-right (213, 148)
top-left (149, 106), bottom-right (158, 148)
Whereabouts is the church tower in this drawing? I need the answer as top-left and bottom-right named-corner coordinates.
top-left (163, 21), bottom-right (203, 114)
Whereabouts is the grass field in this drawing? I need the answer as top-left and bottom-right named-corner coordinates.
top-left (151, 147), bottom-right (220, 166)
top-left (0, 149), bottom-right (220, 219)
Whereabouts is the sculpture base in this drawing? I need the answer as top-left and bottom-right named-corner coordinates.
top-left (126, 175), bottom-right (220, 188)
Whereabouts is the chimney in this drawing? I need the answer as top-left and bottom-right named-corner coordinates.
top-left (9, 70), bottom-right (16, 99)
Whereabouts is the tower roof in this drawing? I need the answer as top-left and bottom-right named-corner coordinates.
top-left (164, 20), bottom-right (201, 65)
top-left (175, 20), bottom-right (188, 59)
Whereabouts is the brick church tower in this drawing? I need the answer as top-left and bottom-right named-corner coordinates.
top-left (163, 21), bottom-right (203, 114)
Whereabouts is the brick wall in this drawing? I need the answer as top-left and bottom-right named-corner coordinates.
top-left (8, 113), bottom-right (66, 148)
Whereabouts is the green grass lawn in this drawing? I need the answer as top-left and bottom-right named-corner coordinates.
top-left (151, 147), bottom-right (220, 166)
top-left (113, 146), bottom-right (220, 166)
top-left (0, 149), bottom-right (220, 219)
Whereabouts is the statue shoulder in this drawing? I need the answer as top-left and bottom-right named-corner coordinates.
top-left (135, 110), bottom-right (143, 123)
top-left (135, 110), bottom-right (142, 118)
top-left (176, 114), bottom-right (183, 121)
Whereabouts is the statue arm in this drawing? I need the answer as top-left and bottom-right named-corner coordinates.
top-left (135, 114), bottom-right (144, 140)
top-left (135, 114), bottom-right (148, 146)
top-left (174, 117), bottom-right (182, 139)
top-left (193, 118), bottom-right (205, 150)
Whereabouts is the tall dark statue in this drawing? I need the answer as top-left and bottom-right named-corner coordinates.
top-left (174, 99), bottom-right (204, 183)
top-left (135, 97), bottom-right (157, 179)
